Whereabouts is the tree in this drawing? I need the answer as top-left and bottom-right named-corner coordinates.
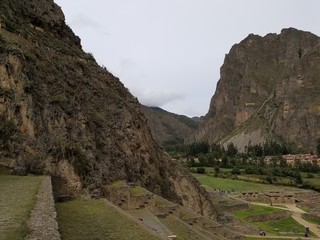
top-left (294, 172), bottom-right (303, 185)
top-left (231, 166), bottom-right (241, 175)
top-left (226, 143), bottom-right (238, 157)
top-left (214, 166), bottom-right (220, 177)
top-left (221, 156), bottom-right (229, 168)
top-left (196, 167), bottom-right (206, 174)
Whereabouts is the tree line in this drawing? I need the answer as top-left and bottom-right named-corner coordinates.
top-left (165, 140), bottom-right (320, 184)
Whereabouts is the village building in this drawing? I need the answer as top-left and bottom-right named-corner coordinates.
top-left (264, 154), bottom-right (320, 166)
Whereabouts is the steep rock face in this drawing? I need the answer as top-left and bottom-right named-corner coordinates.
top-left (141, 106), bottom-right (199, 145)
top-left (192, 28), bottom-right (320, 151)
top-left (0, 0), bottom-right (215, 217)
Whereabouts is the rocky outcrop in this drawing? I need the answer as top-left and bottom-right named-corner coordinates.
top-left (0, 0), bottom-right (215, 217)
top-left (192, 28), bottom-right (320, 152)
top-left (142, 106), bottom-right (199, 145)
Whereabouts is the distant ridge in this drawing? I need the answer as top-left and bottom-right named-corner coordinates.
top-left (142, 106), bottom-right (199, 145)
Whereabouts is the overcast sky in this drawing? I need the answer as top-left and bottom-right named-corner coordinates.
top-left (54, 0), bottom-right (320, 117)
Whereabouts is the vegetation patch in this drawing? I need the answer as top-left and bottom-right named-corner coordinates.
top-left (129, 186), bottom-right (148, 196)
top-left (154, 195), bottom-right (174, 207)
top-left (0, 174), bottom-right (44, 240)
top-left (194, 174), bottom-right (283, 191)
top-left (235, 205), bottom-right (315, 237)
top-left (108, 180), bottom-right (127, 188)
top-left (302, 214), bottom-right (320, 225)
top-left (56, 199), bottom-right (160, 240)
top-left (234, 205), bottom-right (283, 221)
top-left (0, 115), bottom-right (19, 157)
top-left (253, 216), bottom-right (313, 236)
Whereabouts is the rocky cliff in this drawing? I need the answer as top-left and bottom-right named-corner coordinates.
top-left (142, 106), bottom-right (199, 145)
top-left (0, 0), bottom-right (215, 217)
top-left (192, 28), bottom-right (320, 152)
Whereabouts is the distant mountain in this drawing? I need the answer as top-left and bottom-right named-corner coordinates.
top-left (191, 28), bottom-right (320, 152)
top-left (141, 106), bottom-right (199, 145)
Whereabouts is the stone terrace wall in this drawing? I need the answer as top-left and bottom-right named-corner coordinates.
top-left (27, 176), bottom-right (60, 240)
top-left (245, 210), bottom-right (290, 222)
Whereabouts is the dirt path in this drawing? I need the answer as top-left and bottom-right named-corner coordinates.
top-left (291, 212), bottom-right (320, 238)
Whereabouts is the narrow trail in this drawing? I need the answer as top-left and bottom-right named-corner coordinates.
top-left (291, 212), bottom-right (320, 238)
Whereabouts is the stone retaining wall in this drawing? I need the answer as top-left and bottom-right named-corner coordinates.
top-left (27, 176), bottom-right (60, 240)
top-left (245, 210), bottom-right (290, 222)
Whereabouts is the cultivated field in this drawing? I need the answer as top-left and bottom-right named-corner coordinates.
top-left (194, 174), bottom-right (293, 191)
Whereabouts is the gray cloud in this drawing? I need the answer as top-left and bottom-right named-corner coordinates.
top-left (132, 88), bottom-right (186, 108)
top-left (54, 0), bottom-right (320, 117)
top-left (70, 13), bottom-right (101, 29)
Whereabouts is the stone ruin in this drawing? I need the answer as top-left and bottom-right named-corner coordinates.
top-left (239, 190), bottom-right (295, 204)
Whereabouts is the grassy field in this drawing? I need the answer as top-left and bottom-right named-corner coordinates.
top-left (302, 215), bottom-right (320, 225)
top-left (0, 174), bottom-right (44, 240)
top-left (193, 167), bottom-right (320, 190)
top-left (56, 199), bottom-right (160, 240)
top-left (194, 174), bottom-right (289, 191)
top-left (234, 205), bottom-right (282, 220)
top-left (234, 205), bottom-right (314, 237)
top-left (253, 216), bottom-right (311, 236)
top-left (160, 215), bottom-right (207, 240)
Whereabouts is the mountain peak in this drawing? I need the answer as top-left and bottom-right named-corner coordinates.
top-left (191, 28), bottom-right (320, 152)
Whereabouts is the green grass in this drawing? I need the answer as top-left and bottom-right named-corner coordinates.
top-left (253, 216), bottom-right (312, 236)
top-left (304, 177), bottom-right (320, 186)
top-left (160, 215), bottom-right (206, 240)
top-left (234, 204), bottom-right (315, 237)
top-left (108, 180), bottom-right (127, 188)
top-left (0, 174), bottom-right (44, 240)
top-left (302, 215), bottom-right (320, 225)
top-left (194, 174), bottom-right (284, 191)
top-left (56, 199), bottom-right (160, 240)
top-left (154, 195), bottom-right (175, 207)
top-left (129, 186), bottom-right (148, 196)
top-left (234, 205), bottom-right (282, 220)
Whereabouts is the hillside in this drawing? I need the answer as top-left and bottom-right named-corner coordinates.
top-left (191, 28), bottom-right (320, 152)
top-left (0, 0), bottom-right (215, 217)
top-left (141, 106), bottom-right (199, 145)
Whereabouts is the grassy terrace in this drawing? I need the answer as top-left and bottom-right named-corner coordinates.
top-left (235, 205), bottom-right (315, 237)
top-left (160, 215), bottom-right (206, 240)
top-left (234, 205), bottom-right (282, 220)
top-left (194, 174), bottom-right (286, 191)
top-left (0, 173), bottom-right (44, 240)
top-left (56, 199), bottom-right (160, 240)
